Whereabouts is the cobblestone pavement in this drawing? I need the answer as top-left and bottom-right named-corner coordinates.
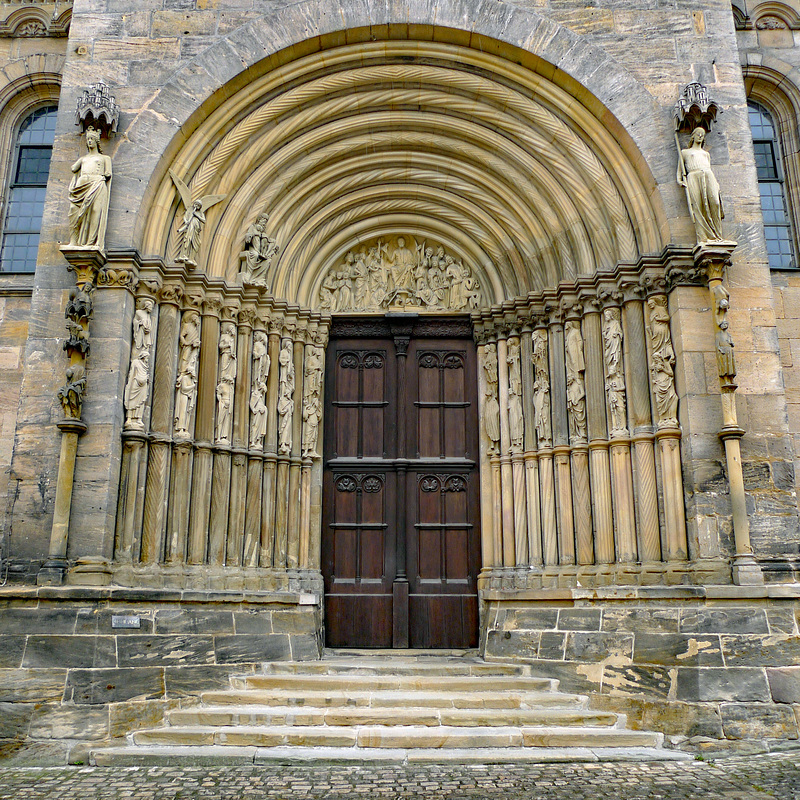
top-left (1, 753), bottom-right (799, 799)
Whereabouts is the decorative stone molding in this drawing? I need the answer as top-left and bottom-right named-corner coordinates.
top-left (75, 81), bottom-right (119, 136)
top-left (0, 4), bottom-right (72, 39)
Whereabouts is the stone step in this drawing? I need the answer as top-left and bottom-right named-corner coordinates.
top-left (200, 687), bottom-right (585, 710)
top-left (237, 673), bottom-right (554, 692)
top-left (167, 705), bottom-right (619, 729)
top-left (132, 724), bottom-right (662, 750)
top-left (90, 744), bottom-right (691, 767)
top-left (260, 658), bottom-right (530, 677)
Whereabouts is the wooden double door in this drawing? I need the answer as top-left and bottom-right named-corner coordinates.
top-left (322, 318), bottom-right (481, 648)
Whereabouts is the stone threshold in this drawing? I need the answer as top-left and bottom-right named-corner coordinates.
top-left (0, 586), bottom-right (320, 605)
top-left (481, 584), bottom-right (800, 602)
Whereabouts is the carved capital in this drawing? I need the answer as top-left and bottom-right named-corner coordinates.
top-left (61, 247), bottom-right (105, 290)
top-left (693, 241), bottom-right (736, 283)
top-left (158, 282), bottom-right (183, 306)
top-left (97, 266), bottom-right (138, 292)
top-left (137, 277), bottom-right (162, 299)
top-left (183, 289), bottom-right (204, 310)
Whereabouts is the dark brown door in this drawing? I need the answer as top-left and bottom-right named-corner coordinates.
top-left (322, 318), bottom-right (480, 649)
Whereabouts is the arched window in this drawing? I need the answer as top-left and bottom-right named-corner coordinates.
top-left (748, 100), bottom-right (796, 269)
top-left (0, 106), bottom-right (57, 272)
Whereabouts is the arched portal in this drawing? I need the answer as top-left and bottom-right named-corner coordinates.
top-left (116, 29), bottom-right (687, 624)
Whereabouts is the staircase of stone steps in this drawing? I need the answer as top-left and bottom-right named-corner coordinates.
top-left (90, 652), bottom-right (689, 765)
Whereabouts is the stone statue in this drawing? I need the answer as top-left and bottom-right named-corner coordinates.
top-left (65, 286), bottom-right (92, 324)
top-left (301, 346), bottom-right (322, 457)
top-left (532, 329), bottom-right (552, 447)
top-left (64, 320), bottom-right (90, 356)
top-left (277, 339), bottom-right (294, 455)
top-left (252, 331), bottom-right (270, 387)
top-left (602, 307), bottom-right (628, 436)
top-left (215, 322), bottom-right (237, 444)
top-left (716, 319), bottom-right (737, 380)
top-left (482, 343), bottom-right (501, 454)
top-left (169, 169), bottom-right (226, 268)
top-left (124, 297), bottom-right (155, 430)
top-left (390, 236), bottom-right (415, 294)
top-left (58, 364), bottom-right (87, 419)
top-left (646, 297), bottom-right (679, 426)
top-left (564, 319), bottom-right (587, 442)
top-left (67, 127), bottom-right (112, 250)
top-left (241, 211), bottom-right (279, 287)
top-left (249, 384), bottom-right (268, 449)
top-left (677, 127), bottom-right (725, 243)
top-left (174, 310), bottom-right (201, 436)
top-left (507, 340), bottom-right (524, 452)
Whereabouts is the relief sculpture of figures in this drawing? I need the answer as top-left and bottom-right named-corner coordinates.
top-left (302, 346), bottom-right (323, 458)
top-left (58, 364), bottom-right (87, 419)
top-left (532, 329), bottom-right (552, 447)
top-left (677, 127), bottom-right (725, 243)
top-left (507, 339), bottom-right (524, 453)
top-left (249, 331), bottom-right (270, 450)
top-left (124, 297), bottom-right (155, 430)
top-left (482, 342), bottom-right (501, 455)
top-left (277, 339), bottom-right (294, 455)
top-left (602, 307), bottom-right (628, 436)
top-left (215, 322), bottom-right (237, 444)
top-left (174, 310), bottom-right (201, 436)
top-left (67, 127), bottom-right (112, 250)
top-left (169, 169), bottom-right (226, 268)
top-left (240, 211), bottom-right (279, 288)
top-left (564, 319), bottom-right (587, 442)
top-left (319, 234), bottom-right (482, 312)
top-left (646, 297), bottom-right (679, 426)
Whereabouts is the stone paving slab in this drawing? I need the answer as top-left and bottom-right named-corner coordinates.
top-left (0, 752), bottom-right (799, 799)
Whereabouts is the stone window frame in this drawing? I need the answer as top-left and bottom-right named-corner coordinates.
top-left (0, 80), bottom-right (60, 274)
top-left (745, 67), bottom-right (800, 270)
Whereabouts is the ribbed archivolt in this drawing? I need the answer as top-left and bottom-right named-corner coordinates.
top-left (141, 40), bottom-right (665, 305)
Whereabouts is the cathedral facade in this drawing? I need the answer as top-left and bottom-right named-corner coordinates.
top-left (1, 0), bottom-right (800, 761)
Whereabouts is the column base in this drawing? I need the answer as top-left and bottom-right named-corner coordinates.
top-left (37, 558), bottom-right (69, 586)
top-left (67, 556), bottom-right (113, 586)
top-left (732, 554), bottom-right (765, 586)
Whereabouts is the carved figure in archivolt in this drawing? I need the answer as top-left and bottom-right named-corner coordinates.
top-left (564, 319), bottom-right (587, 442)
top-left (277, 339), bottom-right (294, 455)
top-left (319, 235), bottom-right (482, 312)
top-left (302, 346), bottom-right (323, 458)
top-left (67, 127), bottom-right (112, 250)
top-left (481, 342), bottom-right (501, 455)
top-left (507, 339), bottom-right (524, 453)
top-left (169, 169), bottom-right (226, 268)
top-left (249, 331), bottom-right (270, 450)
top-left (124, 297), bottom-right (155, 430)
top-left (646, 297), bottom-right (679, 426)
top-left (677, 127), bottom-right (725, 243)
top-left (532, 329), bottom-right (552, 447)
top-left (240, 211), bottom-right (279, 288)
top-left (174, 310), bottom-right (201, 436)
top-left (602, 307), bottom-right (628, 436)
top-left (215, 322), bottom-right (237, 444)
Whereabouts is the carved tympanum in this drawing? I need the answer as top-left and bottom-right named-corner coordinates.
top-left (319, 235), bottom-right (482, 312)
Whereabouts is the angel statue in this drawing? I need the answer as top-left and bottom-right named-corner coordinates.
top-left (169, 169), bottom-right (226, 268)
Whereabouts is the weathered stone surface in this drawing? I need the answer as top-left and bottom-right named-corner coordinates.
top-left (721, 635), bottom-right (800, 667)
top-left (679, 608), bottom-right (770, 635)
top-left (29, 704), bottom-right (109, 740)
top-left (767, 667), bottom-right (800, 703)
top-left (290, 633), bottom-right (323, 661)
top-left (720, 703), bottom-right (799, 740)
top-left (22, 636), bottom-right (117, 669)
top-left (76, 609), bottom-right (155, 635)
top-left (0, 636), bottom-right (26, 668)
top-left (117, 636), bottom-right (215, 667)
top-left (0, 608), bottom-right (78, 635)
top-left (504, 608), bottom-right (559, 630)
top-left (537, 631), bottom-right (565, 659)
top-left (0, 669), bottom-right (67, 702)
top-left (521, 660), bottom-right (603, 694)
top-left (0, 739), bottom-right (69, 766)
top-left (0, 703), bottom-right (33, 740)
top-left (675, 667), bottom-right (771, 702)
top-left (270, 610), bottom-right (318, 635)
top-left (601, 608), bottom-right (679, 633)
top-left (65, 668), bottom-right (164, 705)
top-left (557, 609), bottom-right (602, 631)
top-left (633, 634), bottom-right (723, 666)
top-left (154, 610), bottom-right (234, 635)
top-left (164, 665), bottom-right (254, 697)
top-left (601, 664), bottom-right (672, 698)
top-left (232, 611), bottom-right (273, 634)
top-left (485, 629), bottom-right (541, 659)
top-left (109, 700), bottom-right (172, 738)
top-left (564, 632), bottom-right (633, 662)
top-left (214, 634), bottom-right (291, 663)
top-left (638, 700), bottom-right (724, 738)
top-left (767, 608), bottom-right (798, 635)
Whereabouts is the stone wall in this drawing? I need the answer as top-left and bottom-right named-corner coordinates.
top-left (0, 586), bottom-right (321, 765)
top-left (482, 587), bottom-right (800, 748)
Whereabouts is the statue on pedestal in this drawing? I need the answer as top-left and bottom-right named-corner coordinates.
top-left (67, 127), bottom-right (112, 250)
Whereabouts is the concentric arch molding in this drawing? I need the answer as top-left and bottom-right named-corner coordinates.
top-left (138, 32), bottom-right (669, 310)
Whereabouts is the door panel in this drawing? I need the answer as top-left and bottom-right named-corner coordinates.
top-left (322, 321), bottom-right (480, 649)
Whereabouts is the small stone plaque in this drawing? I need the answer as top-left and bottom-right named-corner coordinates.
top-left (111, 615), bottom-right (141, 629)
